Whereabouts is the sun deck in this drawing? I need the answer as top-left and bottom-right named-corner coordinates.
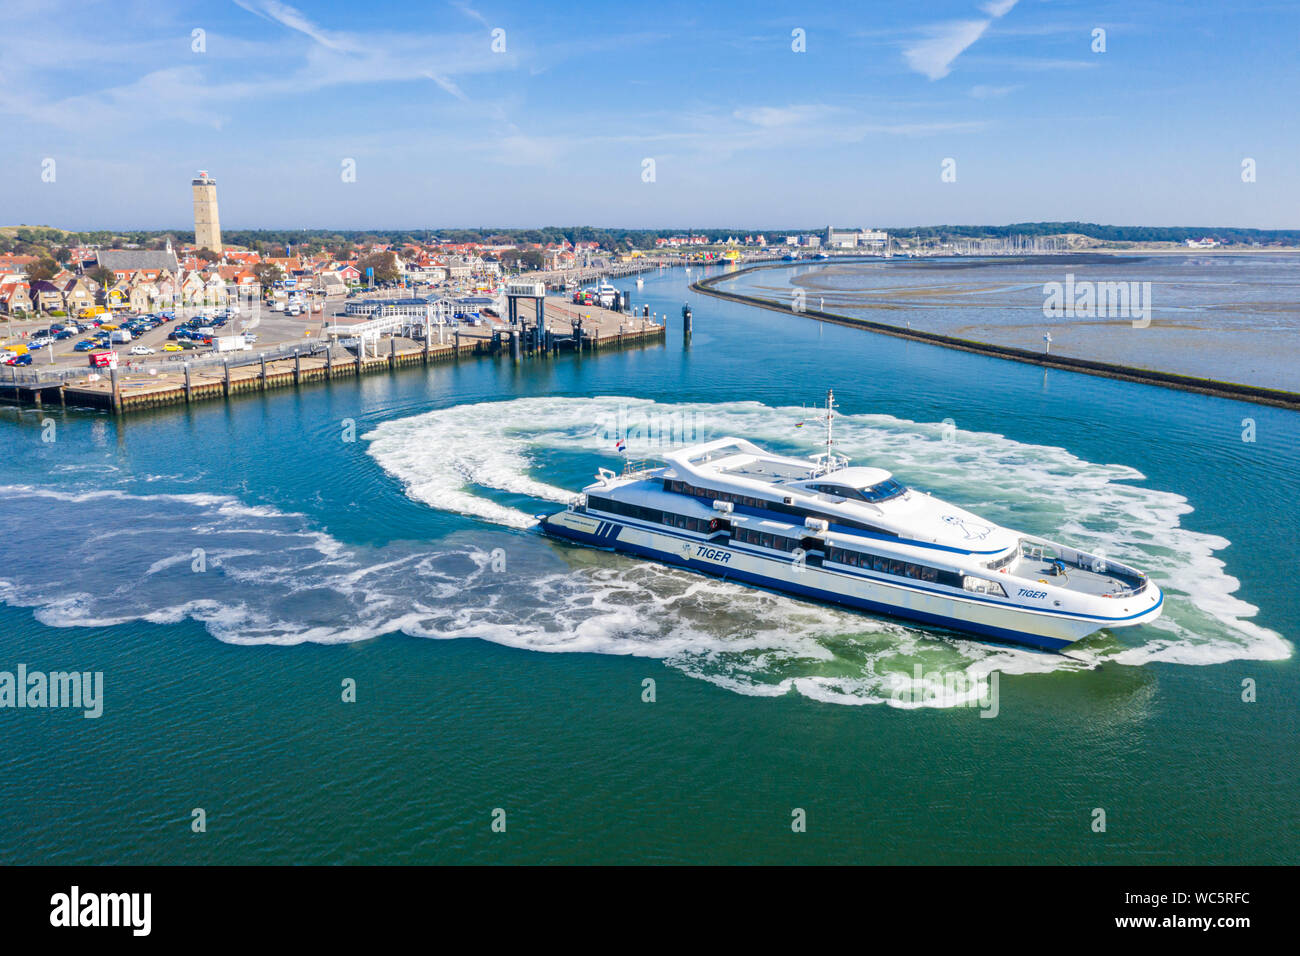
top-left (1011, 551), bottom-right (1149, 598)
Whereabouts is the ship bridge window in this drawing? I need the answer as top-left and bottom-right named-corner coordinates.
top-left (810, 479), bottom-right (908, 503)
top-left (858, 478), bottom-right (908, 503)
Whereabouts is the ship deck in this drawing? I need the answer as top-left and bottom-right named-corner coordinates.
top-left (1011, 553), bottom-right (1145, 597)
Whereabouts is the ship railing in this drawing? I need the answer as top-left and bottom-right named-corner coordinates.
top-left (810, 453), bottom-right (850, 477)
top-left (621, 459), bottom-right (657, 478)
top-left (568, 493), bottom-right (587, 511)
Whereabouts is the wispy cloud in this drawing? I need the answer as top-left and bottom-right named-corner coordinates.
top-left (980, 0), bottom-right (1018, 17)
top-left (424, 70), bottom-right (469, 101)
top-left (969, 83), bottom-right (1019, 99)
top-left (903, 0), bottom-right (1020, 80)
top-left (451, 0), bottom-right (491, 28)
top-left (903, 20), bottom-right (992, 81)
top-left (732, 104), bottom-right (838, 128)
top-left (233, 0), bottom-right (351, 52)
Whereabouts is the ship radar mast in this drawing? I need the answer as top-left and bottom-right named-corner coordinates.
top-left (825, 387), bottom-right (835, 461)
top-left (811, 388), bottom-right (849, 476)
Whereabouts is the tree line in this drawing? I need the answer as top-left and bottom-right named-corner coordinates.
top-left (5, 222), bottom-right (1299, 258)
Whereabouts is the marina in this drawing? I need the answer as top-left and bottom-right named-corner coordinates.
top-left (1, 298), bottom-right (666, 413)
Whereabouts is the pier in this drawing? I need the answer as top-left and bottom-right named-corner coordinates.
top-left (1, 300), bottom-right (665, 415)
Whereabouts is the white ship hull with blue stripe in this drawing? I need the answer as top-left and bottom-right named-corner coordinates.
top-left (541, 434), bottom-right (1163, 651)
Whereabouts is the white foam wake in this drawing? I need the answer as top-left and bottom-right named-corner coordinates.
top-left (364, 396), bottom-right (1292, 675)
top-left (0, 396), bottom-right (1289, 709)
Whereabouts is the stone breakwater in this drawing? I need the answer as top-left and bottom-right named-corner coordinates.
top-left (692, 264), bottom-right (1300, 411)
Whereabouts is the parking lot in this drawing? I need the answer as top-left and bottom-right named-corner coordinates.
top-left (2, 292), bottom-right (348, 372)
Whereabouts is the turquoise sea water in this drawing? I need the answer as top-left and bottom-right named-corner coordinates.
top-left (0, 262), bottom-right (1295, 864)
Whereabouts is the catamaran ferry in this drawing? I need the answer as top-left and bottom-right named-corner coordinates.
top-left (541, 392), bottom-right (1163, 651)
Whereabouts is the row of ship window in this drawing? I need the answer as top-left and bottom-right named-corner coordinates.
top-left (660, 478), bottom-right (898, 538)
top-left (732, 526), bottom-right (800, 552)
top-left (825, 546), bottom-right (961, 586)
top-left (587, 496), bottom-right (714, 533)
top-left (663, 478), bottom-right (767, 510)
top-left (586, 494), bottom-right (1011, 598)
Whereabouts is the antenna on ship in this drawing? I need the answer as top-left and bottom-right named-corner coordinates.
top-left (810, 388), bottom-right (847, 476)
top-left (824, 388), bottom-right (836, 463)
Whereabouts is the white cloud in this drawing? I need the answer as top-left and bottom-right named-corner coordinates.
top-left (904, 0), bottom-right (1020, 80)
top-left (980, 0), bottom-right (1019, 17)
top-left (903, 20), bottom-right (991, 80)
top-left (233, 0), bottom-right (351, 52)
top-left (424, 70), bottom-right (469, 101)
top-left (451, 1), bottom-right (491, 28)
top-left (732, 104), bottom-right (838, 128)
top-left (969, 83), bottom-right (1019, 98)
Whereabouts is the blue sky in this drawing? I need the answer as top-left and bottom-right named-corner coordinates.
top-left (2, 0), bottom-right (1295, 230)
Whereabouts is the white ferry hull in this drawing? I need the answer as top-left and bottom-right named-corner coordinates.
top-left (541, 509), bottom-right (1163, 652)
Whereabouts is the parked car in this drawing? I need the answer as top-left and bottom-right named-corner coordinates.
top-left (74, 341), bottom-right (97, 352)
top-left (6, 354), bottom-right (33, 366)
top-left (129, 346), bottom-right (155, 355)
top-left (162, 343), bottom-right (183, 352)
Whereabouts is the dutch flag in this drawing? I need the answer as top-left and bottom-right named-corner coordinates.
top-left (615, 438), bottom-right (627, 453)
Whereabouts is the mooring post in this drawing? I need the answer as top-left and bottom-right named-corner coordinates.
top-left (355, 344), bottom-right (362, 376)
top-left (223, 359), bottom-right (230, 396)
top-left (682, 305), bottom-right (692, 346)
top-left (510, 329), bottom-right (521, 363)
top-left (294, 349), bottom-right (301, 385)
top-left (389, 336), bottom-right (396, 370)
top-left (325, 345), bottom-right (333, 378)
top-left (259, 353), bottom-right (267, 390)
top-left (109, 366), bottom-right (121, 414)
top-left (183, 361), bottom-right (192, 402)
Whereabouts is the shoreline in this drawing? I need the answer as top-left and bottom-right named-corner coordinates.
top-left (692, 262), bottom-right (1300, 411)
